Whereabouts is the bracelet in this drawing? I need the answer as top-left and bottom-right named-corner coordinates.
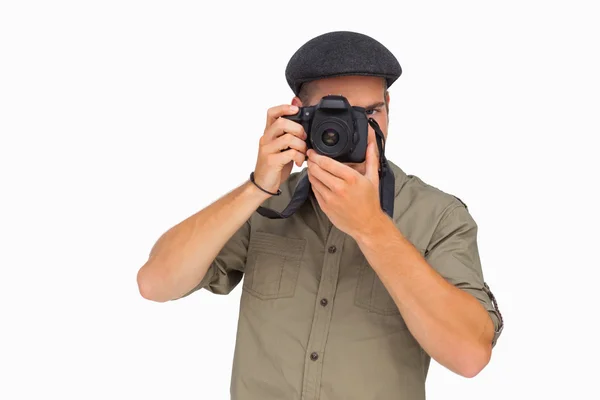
top-left (250, 172), bottom-right (281, 196)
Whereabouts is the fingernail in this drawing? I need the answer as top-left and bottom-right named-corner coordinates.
top-left (290, 105), bottom-right (298, 112)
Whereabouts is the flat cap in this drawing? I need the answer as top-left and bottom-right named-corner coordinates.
top-left (285, 31), bottom-right (402, 96)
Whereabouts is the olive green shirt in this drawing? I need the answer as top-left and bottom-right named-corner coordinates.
top-left (178, 160), bottom-right (503, 400)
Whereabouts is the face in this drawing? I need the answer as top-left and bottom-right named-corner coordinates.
top-left (291, 75), bottom-right (390, 175)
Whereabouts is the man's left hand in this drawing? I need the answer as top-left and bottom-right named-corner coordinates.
top-left (306, 140), bottom-right (385, 238)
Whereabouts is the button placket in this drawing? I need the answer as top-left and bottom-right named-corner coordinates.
top-left (300, 228), bottom-right (345, 400)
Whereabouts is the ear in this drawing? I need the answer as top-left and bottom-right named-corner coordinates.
top-left (292, 96), bottom-right (303, 107)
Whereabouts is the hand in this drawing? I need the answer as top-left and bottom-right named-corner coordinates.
top-left (253, 105), bottom-right (308, 194)
top-left (306, 137), bottom-right (385, 238)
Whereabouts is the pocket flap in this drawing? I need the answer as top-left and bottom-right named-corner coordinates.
top-left (248, 231), bottom-right (306, 258)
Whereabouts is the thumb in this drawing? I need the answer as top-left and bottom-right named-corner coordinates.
top-left (365, 141), bottom-right (380, 183)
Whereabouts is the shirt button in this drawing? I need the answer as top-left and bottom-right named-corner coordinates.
top-left (320, 298), bottom-right (328, 307)
top-left (310, 352), bottom-right (319, 361)
top-left (328, 245), bottom-right (337, 254)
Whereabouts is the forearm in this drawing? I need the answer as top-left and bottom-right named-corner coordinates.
top-left (137, 180), bottom-right (269, 302)
top-left (354, 213), bottom-right (494, 377)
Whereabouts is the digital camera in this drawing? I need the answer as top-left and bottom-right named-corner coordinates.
top-left (282, 95), bottom-right (369, 163)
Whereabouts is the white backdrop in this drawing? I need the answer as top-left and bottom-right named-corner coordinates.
top-left (1, 1), bottom-right (599, 399)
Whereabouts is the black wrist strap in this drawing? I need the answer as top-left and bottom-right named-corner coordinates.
top-left (250, 172), bottom-right (281, 196)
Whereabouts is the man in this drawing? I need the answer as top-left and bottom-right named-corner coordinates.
top-left (137, 31), bottom-right (503, 399)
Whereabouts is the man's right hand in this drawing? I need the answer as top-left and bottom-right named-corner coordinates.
top-left (252, 104), bottom-right (308, 194)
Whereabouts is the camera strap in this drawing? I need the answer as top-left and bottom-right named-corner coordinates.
top-left (255, 117), bottom-right (395, 220)
top-left (369, 117), bottom-right (395, 219)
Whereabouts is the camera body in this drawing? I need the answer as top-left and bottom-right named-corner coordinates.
top-left (282, 95), bottom-right (369, 163)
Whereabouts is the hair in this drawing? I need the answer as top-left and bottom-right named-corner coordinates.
top-left (298, 77), bottom-right (390, 114)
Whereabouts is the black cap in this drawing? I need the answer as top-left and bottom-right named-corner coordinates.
top-left (285, 31), bottom-right (402, 96)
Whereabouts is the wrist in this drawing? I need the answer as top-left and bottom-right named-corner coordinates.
top-left (243, 179), bottom-right (273, 204)
top-left (250, 171), bottom-right (281, 196)
top-left (353, 210), bottom-right (391, 245)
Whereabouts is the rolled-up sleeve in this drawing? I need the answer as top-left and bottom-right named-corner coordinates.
top-left (424, 204), bottom-right (504, 347)
top-left (176, 218), bottom-right (251, 299)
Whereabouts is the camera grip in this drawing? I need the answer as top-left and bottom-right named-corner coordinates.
top-left (282, 111), bottom-right (311, 139)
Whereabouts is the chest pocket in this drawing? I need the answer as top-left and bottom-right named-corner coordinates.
top-left (243, 231), bottom-right (306, 300)
top-left (354, 259), bottom-right (407, 329)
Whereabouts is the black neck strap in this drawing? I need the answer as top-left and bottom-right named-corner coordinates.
top-left (369, 117), bottom-right (395, 219)
top-left (254, 173), bottom-right (311, 219)
top-left (255, 119), bottom-right (395, 220)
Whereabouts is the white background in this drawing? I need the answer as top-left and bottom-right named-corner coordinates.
top-left (1, 0), bottom-right (598, 399)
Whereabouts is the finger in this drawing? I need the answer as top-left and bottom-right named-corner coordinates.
top-left (265, 104), bottom-right (299, 130)
top-left (269, 148), bottom-right (304, 168)
top-left (284, 144), bottom-right (306, 167)
top-left (368, 126), bottom-right (380, 160)
top-left (263, 117), bottom-right (307, 143)
top-left (308, 173), bottom-right (329, 205)
top-left (307, 159), bottom-right (343, 192)
top-left (263, 133), bottom-right (307, 155)
top-left (293, 151), bottom-right (305, 167)
top-left (365, 141), bottom-right (380, 183)
top-left (306, 149), bottom-right (356, 182)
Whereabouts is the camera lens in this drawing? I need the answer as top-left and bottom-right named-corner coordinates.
top-left (321, 128), bottom-right (339, 146)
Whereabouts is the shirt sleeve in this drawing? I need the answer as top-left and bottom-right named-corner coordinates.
top-left (174, 218), bottom-right (251, 299)
top-left (424, 204), bottom-right (504, 347)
